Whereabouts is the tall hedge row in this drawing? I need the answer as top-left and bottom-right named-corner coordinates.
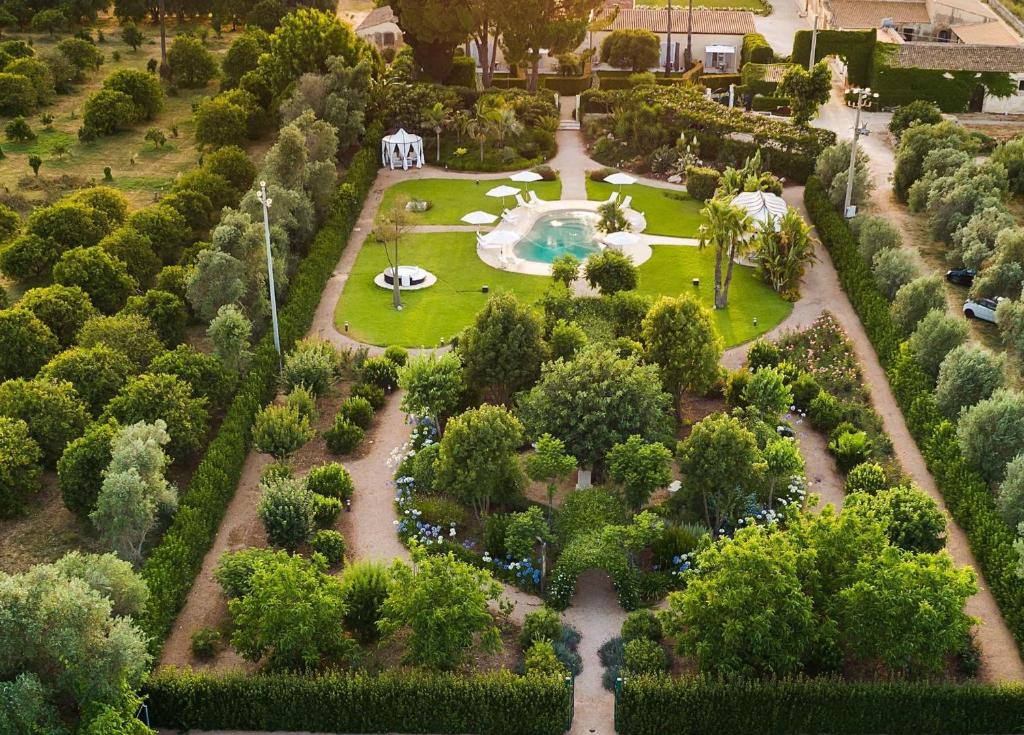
top-left (804, 176), bottom-right (1024, 648)
top-left (137, 137), bottom-right (381, 653)
top-left (791, 29), bottom-right (875, 86)
top-left (616, 676), bottom-right (1024, 735)
top-left (145, 669), bottom-right (573, 735)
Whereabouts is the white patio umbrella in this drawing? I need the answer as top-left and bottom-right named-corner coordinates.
top-left (603, 172), bottom-right (637, 187)
top-left (510, 170), bottom-right (543, 183)
top-left (461, 210), bottom-right (499, 225)
top-left (479, 229), bottom-right (521, 259)
top-left (486, 184), bottom-right (521, 209)
top-left (730, 190), bottom-right (788, 234)
top-left (603, 231), bottom-right (640, 251)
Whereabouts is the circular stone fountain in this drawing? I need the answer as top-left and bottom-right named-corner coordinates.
top-left (374, 265), bottom-right (437, 291)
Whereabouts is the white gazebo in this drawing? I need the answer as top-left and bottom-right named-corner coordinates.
top-left (730, 190), bottom-right (788, 232)
top-left (381, 129), bottom-right (425, 170)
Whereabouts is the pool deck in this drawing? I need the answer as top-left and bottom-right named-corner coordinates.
top-left (475, 198), bottom-right (698, 276)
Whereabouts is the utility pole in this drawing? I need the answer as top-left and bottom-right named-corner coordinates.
top-left (256, 181), bottom-right (282, 368)
top-left (808, 14), bottom-right (819, 69)
top-left (665, 0), bottom-right (673, 75)
top-left (684, 0), bottom-right (694, 70)
top-left (843, 87), bottom-right (878, 218)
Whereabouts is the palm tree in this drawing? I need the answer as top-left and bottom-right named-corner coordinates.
top-left (597, 201), bottom-right (629, 233)
top-left (698, 198), bottom-right (755, 309)
top-left (481, 105), bottom-right (522, 150)
top-left (755, 210), bottom-right (818, 295)
top-left (420, 102), bottom-right (450, 163)
top-left (468, 117), bottom-right (489, 162)
top-left (450, 109), bottom-right (472, 145)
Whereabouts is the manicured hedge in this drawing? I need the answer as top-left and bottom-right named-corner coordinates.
top-left (792, 29), bottom-right (875, 86)
top-left (145, 668), bottom-right (572, 735)
top-left (543, 75), bottom-right (592, 95)
top-left (137, 136), bottom-right (381, 654)
top-left (616, 676), bottom-right (1024, 735)
top-left (741, 33), bottom-right (773, 66)
top-left (805, 176), bottom-right (1024, 651)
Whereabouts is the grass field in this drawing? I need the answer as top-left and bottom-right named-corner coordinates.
top-left (585, 180), bottom-right (703, 237)
top-left (335, 232), bottom-right (792, 348)
top-left (376, 178), bottom-right (564, 226)
top-left (0, 20), bottom-right (252, 210)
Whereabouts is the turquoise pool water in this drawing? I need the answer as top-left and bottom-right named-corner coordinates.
top-left (513, 210), bottom-right (602, 263)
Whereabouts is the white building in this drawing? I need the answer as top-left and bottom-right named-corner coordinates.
top-left (355, 5), bottom-right (404, 52)
top-left (587, 8), bottom-right (757, 74)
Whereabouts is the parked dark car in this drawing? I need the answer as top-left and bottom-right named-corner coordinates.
top-left (946, 268), bottom-right (976, 286)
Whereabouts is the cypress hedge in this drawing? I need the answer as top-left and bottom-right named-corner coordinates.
top-left (145, 668), bottom-right (573, 735)
top-left (617, 676), bottom-right (1024, 735)
top-left (804, 176), bottom-right (1024, 650)
top-left (137, 136), bottom-right (381, 654)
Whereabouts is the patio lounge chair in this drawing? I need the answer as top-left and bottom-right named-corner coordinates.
top-left (621, 195), bottom-right (633, 209)
top-left (529, 190), bottom-right (544, 205)
top-left (515, 193), bottom-right (531, 208)
top-left (502, 209), bottom-right (520, 223)
top-left (604, 191), bottom-right (618, 204)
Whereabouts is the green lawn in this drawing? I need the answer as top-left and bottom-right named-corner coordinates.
top-left (377, 178), bottom-right (563, 226)
top-left (335, 232), bottom-right (551, 348)
top-left (637, 246), bottom-right (793, 347)
top-left (336, 233), bottom-right (792, 348)
top-left (585, 181), bottom-right (703, 237)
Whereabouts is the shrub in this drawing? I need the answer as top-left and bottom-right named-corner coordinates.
top-left (361, 356), bottom-right (399, 393)
top-left (790, 372), bottom-right (820, 410)
top-left (0, 378), bottom-right (89, 466)
top-left (551, 254), bottom-right (579, 287)
top-left (524, 639), bottom-right (566, 677)
top-left (844, 461), bottom-right (888, 495)
top-left (168, 35), bottom-right (217, 87)
top-left (306, 463), bottom-right (354, 503)
top-left (520, 607), bottom-right (563, 649)
top-left (411, 442), bottom-right (439, 494)
top-left (807, 390), bottom-right (842, 433)
top-left (281, 339), bottom-right (339, 397)
top-left (350, 382), bottom-right (385, 410)
top-left (284, 384), bottom-right (317, 423)
top-left (621, 609), bottom-right (663, 643)
top-left (310, 529), bottom-right (346, 566)
top-left (101, 372), bottom-right (209, 459)
top-left (339, 396), bottom-right (374, 429)
top-left (339, 560), bottom-right (390, 642)
top-left (623, 637), bottom-right (667, 675)
top-left (123, 289), bottom-right (189, 346)
top-left (79, 88), bottom-right (136, 139)
top-left (252, 404), bottom-right (314, 459)
top-left (871, 247), bottom-right (917, 300)
top-left (5, 115), bottom-right (35, 142)
top-left (194, 96), bottom-right (248, 149)
top-left (889, 100), bottom-right (943, 141)
top-left (416, 496), bottom-right (466, 528)
top-left (828, 426), bottom-right (873, 472)
top-left (57, 420), bottom-right (118, 518)
top-left (383, 345), bottom-right (408, 367)
top-left (149, 345), bottom-right (236, 409)
top-left (77, 313), bottom-right (164, 370)
top-left (891, 276), bottom-right (945, 337)
top-left (324, 416), bottom-right (363, 455)
top-left (0, 416), bottom-right (43, 517)
top-left (549, 319), bottom-right (587, 361)
top-left (957, 389), bottom-right (1024, 484)
top-left (907, 310), bottom-right (968, 380)
top-left (312, 493), bottom-right (342, 527)
top-left (191, 628), bottom-right (221, 660)
top-left (585, 250), bottom-right (638, 295)
top-left (214, 547), bottom-right (285, 599)
top-left (39, 345), bottom-right (133, 414)
top-left (0, 308), bottom-right (59, 381)
top-left (257, 476), bottom-right (314, 551)
top-left (0, 73), bottom-right (36, 116)
top-left (847, 485), bottom-right (946, 553)
top-left (52, 246), bottom-right (137, 314)
top-left (935, 344), bottom-right (1005, 419)
top-left (104, 68), bottom-right (163, 119)
top-left (684, 166), bottom-right (721, 203)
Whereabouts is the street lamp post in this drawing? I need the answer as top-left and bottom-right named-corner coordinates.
top-left (256, 181), bottom-right (282, 368)
top-left (684, 0), bottom-right (694, 70)
top-left (843, 87), bottom-right (879, 219)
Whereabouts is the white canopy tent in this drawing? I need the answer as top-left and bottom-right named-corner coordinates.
top-left (381, 129), bottom-right (425, 170)
top-left (603, 231), bottom-right (640, 251)
top-left (730, 190), bottom-right (788, 233)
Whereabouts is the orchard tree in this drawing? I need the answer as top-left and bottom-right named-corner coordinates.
top-left (524, 432), bottom-right (576, 519)
top-left (101, 373), bottom-right (209, 459)
top-left (891, 275), bottom-right (947, 336)
top-left (0, 416), bottom-right (43, 517)
top-left (187, 249), bottom-right (247, 321)
top-left (520, 346), bottom-right (671, 471)
top-left (677, 412), bottom-right (764, 534)
top-left (208, 304), bottom-right (252, 373)
top-left (642, 294), bottom-right (722, 418)
top-left (124, 289), bottom-right (189, 346)
top-left (52, 246), bottom-right (137, 314)
top-left (399, 352), bottom-right (465, 434)
top-left (434, 404), bottom-right (524, 517)
top-left (104, 68), bottom-right (164, 120)
top-left (778, 60), bottom-right (831, 125)
top-left (0, 308), bottom-right (59, 381)
top-left (998, 297), bottom-right (1024, 363)
top-left (958, 389), bottom-right (1024, 484)
top-left (378, 548), bottom-right (504, 670)
top-left (662, 525), bottom-right (816, 677)
top-left (19, 284), bottom-right (99, 347)
top-left (846, 485), bottom-right (946, 554)
top-left (126, 204), bottom-right (190, 266)
top-left (0, 378), bottom-right (89, 466)
top-left (40, 346), bottom-right (134, 415)
top-left (935, 344), bottom-right (1006, 419)
top-left (167, 35), bottom-right (218, 87)
top-left (607, 434), bottom-right (673, 513)
top-left (99, 226), bottom-right (161, 290)
top-left (815, 142), bottom-right (873, 210)
top-left (150, 344), bottom-right (236, 409)
top-left (997, 454), bottom-right (1024, 528)
top-left (229, 553), bottom-right (355, 670)
top-left (121, 22), bottom-right (144, 50)
top-left (458, 292), bottom-right (548, 405)
top-left (58, 420), bottom-right (119, 519)
top-left (90, 420), bottom-right (177, 562)
top-left (600, 29), bottom-right (660, 71)
top-left (78, 313), bottom-right (164, 371)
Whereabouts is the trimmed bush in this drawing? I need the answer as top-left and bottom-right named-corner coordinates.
top-left (684, 166), bottom-right (721, 202)
top-left (339, 396), bottom-right (373, 429)
top-left (360, 356), bottom-right (399, 393)
top-left (280, 338), bottom-right (339, 397)
top-left (520, 607), bottom-right (563, 649)
top-left (257, 476), bottom-right (314, 551)
top-left (251, 404), bottom-right (314, 459)
top-left (191, 627), bottom-right (221, 660)
top-left (339, 560), bottom-right (390, 642)
top-left (310, 529), bottom-right (346, 565)
top-left (623, 638), bottom-right (667, 675)
top-left (312, 493), bottom-right (343, 528)
top-left (383, 345), bottom-right (408, 367)
top-left (305, 463), bottom-right (354, 503)
top-left (324, 416), bottom-right (363, 455)
top-left (621, 609), bottom-right (663, 642)
top-left (350, 382), bottom-right (385, 410)
top-left (844, 461), bottom-right (888, 495)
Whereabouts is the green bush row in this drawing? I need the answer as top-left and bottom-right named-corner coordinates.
top-left (804, 176), bottom-right (1024, 649)
top-left (144, 668), bottom-right (572, 735)
top-left (616, 676), bottom-right (1024, 735)
top-left (543, 75), bottom-right (592, 95)
top-left (792, 29), bottom-right (875, 86)
top-left (137, 135), bottom-right (381, 654)
top-left (741, 33), bottom-right (774, 66)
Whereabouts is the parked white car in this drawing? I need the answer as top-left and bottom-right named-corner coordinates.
top-left (963, 297), bottom-right (1002, 324)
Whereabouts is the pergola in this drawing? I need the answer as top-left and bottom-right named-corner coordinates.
top-left (381, 129), bottom-right (425, 170)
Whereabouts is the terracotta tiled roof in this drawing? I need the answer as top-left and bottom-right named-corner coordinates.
top-left (891, 41), bottom-right (1024, 71)
top-left (357, 5), bottom-right (396, 31)
top-left (608, 8), bottom-right (756, 34)
top-left (951, 20), bottom-right (1022, 46)
top-left (827, 0), bottom-right (930, 29)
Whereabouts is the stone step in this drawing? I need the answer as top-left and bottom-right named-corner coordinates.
top-left (558, 120), bottom-right (581, 130)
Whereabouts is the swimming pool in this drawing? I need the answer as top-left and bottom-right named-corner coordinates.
top-left (513, 210), bottom-right (602, 263)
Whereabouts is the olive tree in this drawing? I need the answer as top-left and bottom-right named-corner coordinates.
top-left (907, 309), bottom-right (968, 380)
top-left (935, 344), bottom-right (1006, 419)
top-left (958, 389), bottom-right (1024, 484)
